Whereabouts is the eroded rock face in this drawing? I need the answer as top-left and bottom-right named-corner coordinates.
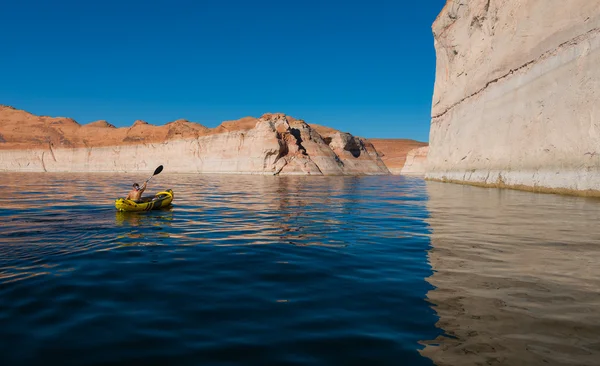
top-left (368, 139), bottom-right (428, 174)
top-left (0, 107), bottom-right (390, 175)
top-left (310, 125), bottom-right (391, 175)
top-left (426, 0), bottom-right (600, 195)
top-left (400, 146), bottom-right (429, 176)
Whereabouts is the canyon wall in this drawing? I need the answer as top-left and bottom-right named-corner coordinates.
top-left (0, 106), bottom-right (391, 175)
top-left (400, 146), bottom-right (429, 176)
top-left (426, 0), bottom-right (600, 196)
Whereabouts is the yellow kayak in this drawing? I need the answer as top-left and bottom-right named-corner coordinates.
top-left (115, 189), bottom-right (174, 212)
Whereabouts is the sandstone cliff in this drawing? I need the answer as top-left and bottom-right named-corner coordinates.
top-left (426, 0), bottom-right (600, 196)
top-left (369, 138), bottom-right (428, 174)
top-left (0, 106), bottom-right (391, 175)
top-left (309, 124), bottom-right (392, 175)
top-left (400, 146), bottom-right (429, 176)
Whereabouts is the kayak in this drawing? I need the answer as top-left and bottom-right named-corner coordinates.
top-left (115, 189), bottom-right (174, 212)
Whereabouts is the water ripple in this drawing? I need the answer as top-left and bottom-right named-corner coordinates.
top-left (2, 173), bottom-right (599, 365)
top-left (0, 173), bottom-right (438, 366)
top-left (419, 182), bottom-right (600, 366)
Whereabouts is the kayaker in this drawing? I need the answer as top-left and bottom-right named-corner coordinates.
top-left (126, 182), bottom-right (147, 202)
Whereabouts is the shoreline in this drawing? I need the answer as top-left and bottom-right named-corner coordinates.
top-left (0, 170), bottom-right (401, 177)
top-left (426, 174), bottom-right (600, 198)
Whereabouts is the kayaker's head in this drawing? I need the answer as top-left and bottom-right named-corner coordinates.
top-left (133, 183), bottom-right (140, 191)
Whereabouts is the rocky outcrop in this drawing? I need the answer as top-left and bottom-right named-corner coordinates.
top-left (0, 106), bottom-right (390, 175)
top-left (310, 124), bottom-right (390, 175)
top-left (400, 146), bottom-right (429, 176)
top-left (85, 120), bottom-right (115, 128)
top-left (426, 0), bottom-right (600, 196)
top-left (369, 139), bottom-right (428, 174)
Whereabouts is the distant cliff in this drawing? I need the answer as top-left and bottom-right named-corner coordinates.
top-left (0, 105), bottom-right (394, 175)
top-left (400, 146), bottom-right (429, 176)
top-left (368, 139), bottom-right (428, 174)
top-left (426, 0), bottom-right (600, 196)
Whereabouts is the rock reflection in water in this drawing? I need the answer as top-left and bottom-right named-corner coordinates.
top-left (163, 175), bottom-right (365, 248)
top-left (420, 181), bottom-right (600, 366)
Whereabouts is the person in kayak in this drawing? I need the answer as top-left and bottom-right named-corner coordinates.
top-left (126, 182), bottom-right (147, 202)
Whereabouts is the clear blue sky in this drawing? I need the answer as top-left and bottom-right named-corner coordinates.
top-left (0, 0), bottom-right (445, 142)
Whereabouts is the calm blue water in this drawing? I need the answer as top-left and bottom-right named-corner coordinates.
top-left (0, 173), bottom-right (441, 366)
top-left (3, 173), bottom-right (600, 365)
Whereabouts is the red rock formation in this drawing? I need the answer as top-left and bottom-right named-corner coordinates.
top-left (0, 105), bottom-right (393, 175)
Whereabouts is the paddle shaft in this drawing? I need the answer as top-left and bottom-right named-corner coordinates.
top-left (144, 165), bottom-right (163, 184)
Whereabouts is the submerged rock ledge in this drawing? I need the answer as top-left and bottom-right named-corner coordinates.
top-left (427, 170), bottom-right (600, 197)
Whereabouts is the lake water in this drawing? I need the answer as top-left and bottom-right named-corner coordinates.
top-left (0, 173), bottom-right (599, 366)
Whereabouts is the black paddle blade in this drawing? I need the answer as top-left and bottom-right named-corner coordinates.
top-left (154, 165), bottom-right (163, 175)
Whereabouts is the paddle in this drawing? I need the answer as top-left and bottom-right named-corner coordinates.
top-left (144, 165), bottom-right (163, 184)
